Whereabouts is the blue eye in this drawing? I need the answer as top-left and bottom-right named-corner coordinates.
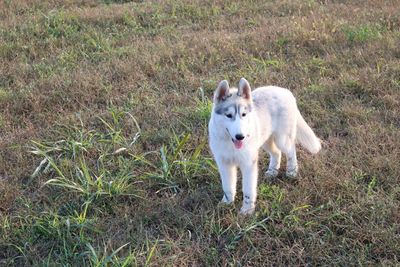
top-left (226, 114), bottom-right (233, 118)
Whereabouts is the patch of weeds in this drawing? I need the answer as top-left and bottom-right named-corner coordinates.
top-left (354, 169), bottom-right (379, 195)
top-left (171, 3), bottom-right (220, 24)
top-left (122, 12), bottom-right (145, 33)
top-left (32, 210), bottom-right (95, 245)
top-left (21, 107), bottom-right (161, 263)
top-left (84, 242), bottom-right (136, 266)
top-left (173, 87), bottom-right (212, 130)
top-left (259, 184), bottom-right (286, 218)
top-left (33, 62), bottom-right (57, 79)
top-left (343, 24), bottom-right (384, 42)
top-left (195, 99), bottom-right (212, 122)
top-left (282, 204), bottom-right (312, 228)
top-left (258, 184), bottom-right (310, 228)
top-left (1, 209), bottom-right (97, 265)
top-left (194, 87), bottom-right (212, 122)
top-left (58, 48), bottom-right (80, 67)
top-left (29, 107), bottom-right (213, 199)
top-left (43, 10), bottom-right (82, 39)
top-left (251, 57), bottom-right (283, 72)
top-left (246, 17), bottom-right (258, 28)
top-left (146, 132), bottom-right (214, 194)
top-left (29, 108), bottom-right (143, 202)
top-left (79, 29), bottom-right (112, 61)
top-left (277, 37), bottom-right (289, 47)
top-left (226, 2), bottom-right (239, 15)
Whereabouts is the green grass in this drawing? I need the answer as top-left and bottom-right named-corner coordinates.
top-left (1, 0), bottom-right (400, 265)
top-left (343, 24), bottom-right (385, 42)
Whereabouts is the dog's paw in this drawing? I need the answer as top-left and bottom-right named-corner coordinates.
top-left (286, 168), bottom-right (298, 178)
top-left (266, 168), bottom-right (279, 178)
top-left (265, 168), bottom-right (279, 183)
top-left (266, 168), bottom-right (279, 177)
top-left (240, 199), bottom-right (255, 215)
top-left (220, 194), bottom-right (234, 205)
top-left (239, 205), bottom-right (255, 215)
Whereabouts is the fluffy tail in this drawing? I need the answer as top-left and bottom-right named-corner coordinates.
top-left (296, 111), bottom-right (321, 154)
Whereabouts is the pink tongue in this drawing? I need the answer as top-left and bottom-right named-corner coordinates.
top-left (233, 140), bottom-right (243, 149)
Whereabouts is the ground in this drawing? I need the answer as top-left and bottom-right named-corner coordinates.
top-left (1, 0), bottom-right (399, 265)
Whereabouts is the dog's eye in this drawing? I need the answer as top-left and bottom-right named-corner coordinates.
top-left (242, 113), bottom-right (246, 117)
top-left (226, 114), bottom-right (232, 118)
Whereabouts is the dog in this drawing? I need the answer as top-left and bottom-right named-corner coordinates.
top-left (208, 78), bottom-right (321, 215)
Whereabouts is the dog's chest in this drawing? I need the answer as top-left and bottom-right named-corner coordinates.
top-left (212, 138), bottom-right (258, 165)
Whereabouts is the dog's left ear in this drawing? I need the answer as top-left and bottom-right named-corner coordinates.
top-left (238, 78), bottom-right (252, 100)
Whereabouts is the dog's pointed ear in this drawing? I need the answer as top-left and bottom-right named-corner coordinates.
top-left (214, 80), bottom-right (230, 102)
top-left (238, 78), bottom-right (252, 100)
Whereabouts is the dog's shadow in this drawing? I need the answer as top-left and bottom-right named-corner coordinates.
top-left (261, 171), bottom-right (300, 186)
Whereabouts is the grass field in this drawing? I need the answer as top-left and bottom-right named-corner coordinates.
top-left (1, 0), bottom-right (400, 265)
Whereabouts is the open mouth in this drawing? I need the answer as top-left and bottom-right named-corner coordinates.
top-left (232, 139), bottom-right (243, 149)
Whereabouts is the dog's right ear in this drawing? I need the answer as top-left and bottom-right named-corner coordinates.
top-left (214, 80), bottom-right (230, 102)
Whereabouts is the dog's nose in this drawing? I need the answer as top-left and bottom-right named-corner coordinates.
top-left (235, 134), bottom-right (245, 140)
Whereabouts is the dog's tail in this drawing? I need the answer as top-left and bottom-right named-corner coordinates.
top-left (296, 111), bottom-right (321, 154)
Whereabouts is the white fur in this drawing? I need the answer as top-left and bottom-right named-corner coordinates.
top-left (209, 78), bottom-right (321, 215)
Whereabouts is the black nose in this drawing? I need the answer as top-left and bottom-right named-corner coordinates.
top-left (235, 134), bottom-right (245, 140)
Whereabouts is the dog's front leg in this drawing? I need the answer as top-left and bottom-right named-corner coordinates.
top-left (240, 158), bottom-right (258, 215)
top-left (216, 159), bottom-right (237, 204)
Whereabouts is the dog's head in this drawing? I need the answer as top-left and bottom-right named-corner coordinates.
top-left (212, 78), bottom-right (254, 149)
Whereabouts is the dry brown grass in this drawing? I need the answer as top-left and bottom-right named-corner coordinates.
top-left (1, 0), bottom-right (400, 265)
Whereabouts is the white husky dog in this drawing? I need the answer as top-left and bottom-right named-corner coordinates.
top-left (208, 78), bottom-right (321, 215)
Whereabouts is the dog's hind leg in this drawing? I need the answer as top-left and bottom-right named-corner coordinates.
top-left (263, 136), bottom-right (281, 178)
top-left (285, 144), bottom-right (298, 178)
top-left (215, 159), bottom-right (237, 204)
top-left (276, 136), bottom-right (298, 178)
